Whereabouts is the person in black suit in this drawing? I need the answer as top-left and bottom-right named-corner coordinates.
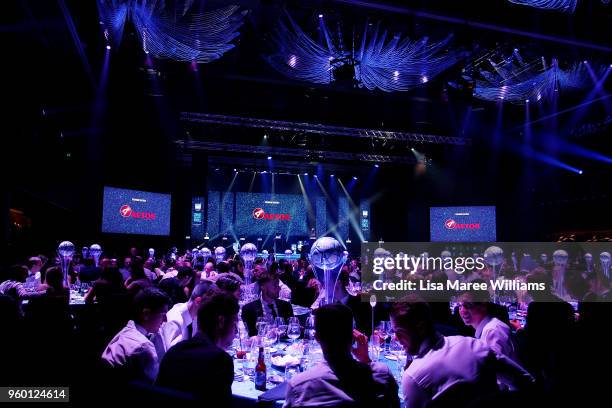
top-left (242, 270), bottom-right (294, 336)
top-left (155, 289), bottom-right (239, 404)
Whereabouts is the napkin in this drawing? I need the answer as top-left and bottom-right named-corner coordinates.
top-left (258, 382), bottom-right (288, 401)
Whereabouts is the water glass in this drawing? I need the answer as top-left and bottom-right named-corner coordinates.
top-left (285, 364), bottom-right (300, 381)
top-left (287, 322), bottom-right (301, 343)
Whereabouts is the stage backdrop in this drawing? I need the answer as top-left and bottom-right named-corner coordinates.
top-left (101, 186), bottom-right (171, 236)
top-left (430, 206), bottom-right (496, 242)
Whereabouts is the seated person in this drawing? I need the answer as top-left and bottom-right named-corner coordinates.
top-left (458, 287), bottom-right (520, 364)
top-left (78, 257), bottom-right (101, 283)
top-left (390, 295), bottom-right (534, 408)
top-left (160, 281), bottom-right (213, 348)
top-left (0, 265), bottom-right (46, 310)
top-left (156, 289), bottom-right (238, 404)
top-left (284, 303), bottom-right (399, 408)
top-left (84, 266), bottom-right (126, 304)
top-left (157, 266), bottom-right (194, 305)
top-left (242, 270), bottom-right (294, 336)
top-left (25, 256), bottom-right (43, 287)
top-left (214, 273), bottom-right (242, 299)
top-left (101, 288), bottom-right (170, 383)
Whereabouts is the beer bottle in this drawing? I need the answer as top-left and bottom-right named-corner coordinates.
top-left (255, 346), bottom-right (267, 391)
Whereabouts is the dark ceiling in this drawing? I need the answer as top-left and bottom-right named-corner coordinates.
top-left (4, 0), bottom-right (611, 248)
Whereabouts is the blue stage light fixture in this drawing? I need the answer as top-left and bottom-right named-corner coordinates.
top-left (462, 51), bottom-right (605, 105)
top-left (266, 11), bottom-right (459, 92)
top-left (507, 0), bottom-right (577, 13)
top-left (97, 0), bottom-right (247, 63)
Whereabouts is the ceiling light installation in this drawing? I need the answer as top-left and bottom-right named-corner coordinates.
top-left (266, 11), bottom-right (459, 92)
top-left (97, 0), bottom-right (247, 63)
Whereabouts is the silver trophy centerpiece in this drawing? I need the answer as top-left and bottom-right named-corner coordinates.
top-left (309, 237), bottom-right (346, 306)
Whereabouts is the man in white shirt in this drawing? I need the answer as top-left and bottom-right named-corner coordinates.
top-left (160, 281), bottom-right (213, 348)
top-left (102, 287), bottom-right (170, 383)
top-left (284, 304), bottom-right (399, 408)
top-left (25, 257), bottom-right (43, 287)
top-left (389, 295), bottom-right (533, 408)
top-left (458, 288), bottom-right (520, 364)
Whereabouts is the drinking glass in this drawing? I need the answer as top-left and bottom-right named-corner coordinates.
top-left (264, 327), bottom-right (278, 350)
top-left (304, 315), bottom-right (315, 342)
top-left (378, 321), bottom-right (391, 353)
top-left (285, 364), bottom-right (300, 381)
top-left (275, 317), bottom-right (287, 345)
top-left (287, 322), bottom-right (301, 344)
top-left (244, 345), bottom-right (259, 378)
top-left (256, 317), bottom-right (269, 336)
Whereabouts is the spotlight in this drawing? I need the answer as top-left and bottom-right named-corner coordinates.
top-left (264, 134), bottom-right (268, 139)
top-left (525, 99), bottom-right (530, 103)
top-left (374, 164), bottom-right (380, 168)
top-left (318, 14), bottom-right (323, 18)
top-left (583, 60), bottom-right (588, 64)
top-left (578, 170), bottom-right (583, 175)
top-left (304, 172), bottom-right (308, 176)
top-left (353, 176), bottom-right (358, 180)
top-left (267, 156), bottom-right (272, 160)
top-left (106, 45), bottom-right (111, 50)
top-left (262, 170), bottom-right (267, 174)
top-left (314, 175), bottom-right (318, 178)
top-left (145, 50), bottom-right (149, 54)
top-left (233, 168), bottom-right (237, 172)
top-left (421, 76), bottom-right (428, 83)
top-left (330, 174), bottom-right (335, 177)
top-left (609, 64), bottom-right (612, 68)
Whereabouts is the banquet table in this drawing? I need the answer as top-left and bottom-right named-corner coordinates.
top-left (230, 341), bottom-right (406, 407)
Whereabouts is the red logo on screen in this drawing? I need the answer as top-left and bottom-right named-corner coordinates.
top-left (445, 219), bottom-right (480, 229)
top-left (119, 205), bottom-right (156, 220)
top-left (120, 205), bottom-right (132, 217)
top-left (252, 208), bottom-right (291, 221)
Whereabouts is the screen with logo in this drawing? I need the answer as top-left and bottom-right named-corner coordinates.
top-left (430, 206), bottom-right (496, 242)
top-left (102, 187), bottom-right (171, 236)
top-left (233, 192), bottom-right (309, 238)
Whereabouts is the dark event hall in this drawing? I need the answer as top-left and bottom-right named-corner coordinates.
top-left (2, 0), bottom-right (611, 406)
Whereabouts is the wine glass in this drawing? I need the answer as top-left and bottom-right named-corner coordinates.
top-left (378, 321), bottom-right (391, 353)
top-left (389, 337), bottom-right (406, 382)
top-left (274, 317), bottom-right (287, 345)
top-left (264, 327), bottom-right (278, 353)
top-left (304, 315), bottom-right (316, 342)
top-left (287, 321), bottom-right (301, 345)
top-left (256, 317), bottom-right (269, 336)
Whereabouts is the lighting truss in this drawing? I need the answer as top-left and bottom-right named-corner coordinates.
top-left (180, 112), bottom-right (470, 146)
top-left (97, 0), bottom-right (247, 63)
top-left (507, 0), bottom-right (578, 13)
top-left (175, 140), bottom-right (417, 164)
top-left (265, 11), bottom-right (459, 92)
top-left (459, 50), bottom-right (602, 104)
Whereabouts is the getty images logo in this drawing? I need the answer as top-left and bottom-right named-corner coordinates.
top-left (445, 219), bottom-right (480, 229)
top-left (119, 205), bottom-right (156, 220)
top-left (252, 208), bottom-right (291, 221)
